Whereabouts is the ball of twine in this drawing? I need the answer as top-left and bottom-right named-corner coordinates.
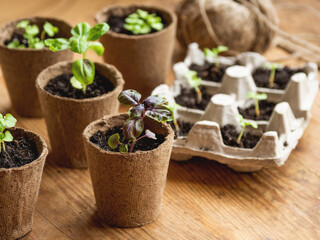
top-left (176, 0), bottom-right (278, 54)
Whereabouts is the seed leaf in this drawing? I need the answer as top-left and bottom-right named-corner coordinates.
top-left (70, 76), bottom-right (83, 90)
top-left (43, 21), bottom-right (59, 37)
top-left (17, 20), bottom-right (30, 29)
top-left (119, 144), bottom-right (128, 153)
top-left (72, 59), bottom-right (95, 86)
top-left (108, 133), bottom-right (121, 149)
top-left (4, 114), bottom-right (17, 128)
top-left (3, 131), bottom-right (13, 142)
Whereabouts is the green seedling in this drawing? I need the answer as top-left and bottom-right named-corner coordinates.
top-left (203, 45), bottom-right (228, 68)
top-left (265, 63), bottom-right (280, 87)
top-left (246, 92), bottom-right (267, 117)
top-left (185, 70), bottom-right (202, 103)
top-left (108, 89), bottom-right (173, 153)
top-left (124, 9), bottom-right (164, 34)
top-left (0, 113), bottom-right (17, 152)
top-left (8, 20), bottom-right (59, 49)
top-left (236, 114), bottom-right (257, 144)
top-left (45, 22), bottom-right (109, 93)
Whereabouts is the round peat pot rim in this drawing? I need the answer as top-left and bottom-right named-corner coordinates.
top-left (83, 113), bottom-right (174, 156)
top-left (0, 127), bottom-right (48, 172)
top-left (36, 61), bottom-right (124, 103)
top-left (0, 16), bottom-right (72, 52)
top-left (95, 4), bottom-right (177, 40)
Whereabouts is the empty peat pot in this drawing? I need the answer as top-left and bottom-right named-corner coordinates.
top-left (0, 17), bottom-right (73, 117)
top-left (83, 113), bottom-right (174, 227)
top-left (96, 4), bottom-right (177, 96)
top-left (0, 127), bottom-right (48, 239)
top-left (36, 61), bottom-right (124, 168)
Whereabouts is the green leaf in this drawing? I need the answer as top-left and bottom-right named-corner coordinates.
top-left (217, 45), bottom-right (228, 53)
top-left (108, 133), bottom-right (121, 149)
top-left (70, 36), bottom-right (89, 54)
top-left (45, 38), bottom-right (70, 51)
top-left (43, 21), bottom-right (59, 37)
top-left (87, 23), bottom-right (109, 41)
top-left (72, 59), bottom-right (95, 86)
top-left (7, 40), bottom-right (22, 49)
top-left (4, 114), bottom-right (17, 128)
top-left (88, 42), bottom-right (104, 56)
top-left (185, 70), bottom-right (201, 88)
top-left (151, 22), bottom-right (163, 31)
top-left (123, 118), bottom-right (144, 140)
top-left (25, 25), bottom-right (40, 38)
top-left (17, 20), bottom-right (30, 29)
top-left (119, 144), bottom-right (128, 153)
top-left (137, 9), bottom-right (148, 19)
top-left (203, 48), bottom-right (215, 57)
top-left (0, 133), bottom-right (4, 140)
top-left (118, 90), bottom-right (141, 106)
top-left (34, 41), bottom-right (45, 49)
top-left (3, 131), bottom-right (13, 142)
top-left (71, 22), bottom-right (91, 37)
top-left (70, 76), bottom-right (83, 90)
top-left (256, 93), bottom-right (267, 100)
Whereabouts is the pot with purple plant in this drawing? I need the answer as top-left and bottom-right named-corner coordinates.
top-left (83, 89), bottom-right (174, 227)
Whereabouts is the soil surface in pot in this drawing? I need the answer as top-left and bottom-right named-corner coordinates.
top-left (189, 62), bottom-right (228, 82)
top-left (238, 100), bottom-right (276, 121)
top-left (221, 124), bottom-right (261, 149)
top-left (90, 126), bottom-right (165, 153)
top-left (174, 86), bottom-right (212, 110)
top-left (45, 72), bottom-right (114, 99)
top-left (253, 67), bottom-right (305, 90)
top-left (169, 119), bottom-right (194, 139)
top-left (107, 11), bottom-right (168, 35)
top-left (0, 136), bottom-right (39, 168)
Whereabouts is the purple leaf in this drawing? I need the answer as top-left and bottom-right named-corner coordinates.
top-left (145, 105), bottom-right (173, 122)
top-left (118, 90), bottom-right (141, 106)
top-left (143, 95), bottom-right (168, 109)
top-left (145, 129), bottom-right (157, 140)
top-left (129, 104), bottom-right (145, 118)
top-left (123, 118), bottom-right (144, 140)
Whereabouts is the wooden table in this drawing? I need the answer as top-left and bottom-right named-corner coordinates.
top-left (0, 0), bottom-right (319, 239)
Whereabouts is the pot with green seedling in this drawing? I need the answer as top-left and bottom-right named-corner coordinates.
top-left (36, 22), bottom-right (124, 168)
top-left (82, 89), bottom-right (174, 227)
top-left (0, 113), bottom-right (48, 239)
top-left (203, 45), bottom-right (228, 68)
top-left (0, 17), bottom-right (73, 117)
top-left (96, 4), bottom-right (177, 96)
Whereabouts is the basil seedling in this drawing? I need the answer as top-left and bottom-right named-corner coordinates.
top-left (246, 92), bottom-right (267, 117)
top-left (45, 22), bottom-right (109, 93)
top-left (265, 63), bottom-right (280, 87)
top-left (124, 9), bottom-right (164, 35)
top-left (185, 70), bottom-right (202, 103)
top-left (108, 89), bottom-right (173, 153)
top-left (203, 46), bottom-right (228, 68)
top-left (236, 114), bottom-right (257, 144)
top-left (7, 20), bottom-right (59, 49)
top-left (0, 113), bottom-right (17, 152)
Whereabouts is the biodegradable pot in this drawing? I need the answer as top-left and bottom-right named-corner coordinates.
top-left (36, 61), bottom-right (124, 169)
top-left (0, 17), bottom-right (73, 118)
top-left (96, 4), bottom-right (177, 97)
top-left (83, 113), bottom-right (174, 227)
top-left (0, 127), bottom-right (48, 239)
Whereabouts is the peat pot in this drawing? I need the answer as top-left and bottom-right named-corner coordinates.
top-left (36, 61), bottom-right (124, 168)
top-left (0, 17), bottom-right (73, 117)
top-left (83, 113), bottom-right (174, 227)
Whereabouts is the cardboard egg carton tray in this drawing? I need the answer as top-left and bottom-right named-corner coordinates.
top-left (152, 43), bottom-right (318, 172)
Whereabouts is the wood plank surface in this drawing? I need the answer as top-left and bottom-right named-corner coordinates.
top-left (0, 0), bottom-right (319, 239)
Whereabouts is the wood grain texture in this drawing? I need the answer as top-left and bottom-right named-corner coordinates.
top-left (0, 0), bottom-right (319, 239)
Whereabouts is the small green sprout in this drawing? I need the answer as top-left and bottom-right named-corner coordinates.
top-left (265, 63), bottom-right (280, 87)
top-left (45, 22), bottom-right (109, 93)
top-left (0, 113), bottom-right (17, 152)
top-left (124, 9), bottom-right (164, 35)
top-left (236, 114), bottom-right (257, 144)
top-left (246, 92), bottom-right (267, 117)
top-left (185, 70), bottom-right (202, 103)
top-left (8, 20), bottom-right (59, 49)
top-left (203, 46), bottom-right (228, 68)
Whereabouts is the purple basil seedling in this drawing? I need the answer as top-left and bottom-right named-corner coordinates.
top-left (108, 89), bottom-right (174, 153)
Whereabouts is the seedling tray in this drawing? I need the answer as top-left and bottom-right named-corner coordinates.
top-left (152, 43), bottom-right (318, 172)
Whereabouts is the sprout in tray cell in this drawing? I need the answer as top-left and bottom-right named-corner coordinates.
top-left (265, 62), bottom-right (280, 88)
top-left (203, 45), bottom-right (228, 68)
top-left (185, 70), bottom-right (202, 103)
top-left (236, 114), bottom-right (257, 144)
top-left (45, 22), bottom-right (110, 93)
top-left (246, 92), bottom-right (267, 117)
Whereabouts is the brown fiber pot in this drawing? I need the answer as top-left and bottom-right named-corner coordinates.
top-left (0, 17), bottom-right (73, 118)
top-left (96, 4), bottom-right (177, 97)
top-left (0, 127), bottom-right (48, 240)
top-left (36, 61), bottom-right (124, 169)
top-left (83, 113), bottom-right (174, 227)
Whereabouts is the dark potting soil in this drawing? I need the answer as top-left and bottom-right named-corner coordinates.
top-left (252, 67), bottom-right (305, 90)
top-left (107, 11), bottom-right (168, 35)
top-left (44, 72), bottom-right (114, 99)
top-left (189, 62), bottom-right (228, 83)
top-left (90, 126), bottom-right (165, 153)
top-left (221, 124), bottom-right (261, 149)
top-left (0, 136), bottom-right (39, 169)
top-left (174, 86), bottom-right (212, 110)
top-left (238, 100), bottom-right (276, 121)
top-left (169, 119), bottom-right (194, 139)
top-left (4, 32), bottom-right (29, 47)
